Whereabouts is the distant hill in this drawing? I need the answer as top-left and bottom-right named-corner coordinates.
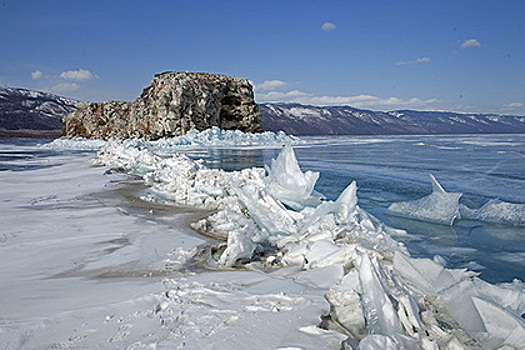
top-left (260, 103), bottom-right (525, 135)
top-left (0, 87), bottom-right (78, 137)
top-left (2, 87), bottom-right (525, 138)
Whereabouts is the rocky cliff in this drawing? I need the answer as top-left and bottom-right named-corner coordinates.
top-left (63, 72), bottom-right (262, 140)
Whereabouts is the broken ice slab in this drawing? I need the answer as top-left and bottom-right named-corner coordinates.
top-left (386, 174), bottom-right (462, 225)
top-left (359, 254), bottom-right (403, 336)
top-left (265, 144), bottom-right (322, 211)
top-left (393, 251), bottom-right (469, 296)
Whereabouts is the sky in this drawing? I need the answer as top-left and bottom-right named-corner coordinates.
top-left (1, 0), bottom-right (524, 114)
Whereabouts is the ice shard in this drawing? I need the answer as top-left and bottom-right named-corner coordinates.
top-left (359, 254), bottom-right (403, 336)
top-left (265, 144), bottom-right (321, 210)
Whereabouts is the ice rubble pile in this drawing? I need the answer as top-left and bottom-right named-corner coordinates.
top-left (94, 137), bottom-right (525, 349)
top-left (43, 127), bottom-right (299, 151)
top-left (387, 174), bottom-right (525, 227)
top-left (41, 138), bottom-right (107, 151)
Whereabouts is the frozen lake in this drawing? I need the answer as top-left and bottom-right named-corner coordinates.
top-left (1, 132), bottom-right (524, 349)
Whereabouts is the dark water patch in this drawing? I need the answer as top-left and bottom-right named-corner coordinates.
top-left (179, 147), bottom-right (280, 171)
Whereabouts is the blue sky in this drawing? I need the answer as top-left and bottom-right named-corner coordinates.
top-left (1, 0), bottom-right (524, 114)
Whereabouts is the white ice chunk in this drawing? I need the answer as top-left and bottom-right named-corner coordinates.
top-left (397, 294), bottom-right (423, 336)
top-left (334, 180), bottom-right (358, 223)
top-left (301, 181), bottom-right (358, 230)
top-left (357, 334), bottom-right (423, 350)
top-left (41, 138), bottom-right (107, 150)
top-left (387, 174), bottom-right (462, 225)
top-left (471, 296), bottom-right (525, 349)
top-left (438, 277), bottom-right (525, 345)
top-left (295, 264), bottom-right (344, 288)
top-left (359, 254), bottom-right (403, 336)
top-left (265, 145), bottom-right (321, 210)
top-left (219, 227), bottom-right (256, 266)
top-left (234, 181), bottom-right (299, 236)
top-left (460, 199), bottom-right (525, 226)
top-left (325, 290), bottom-right (367, 339)
top-left (393, 252), bottom-right (467, 295)
top-left (304, 239), bottom-right (341, 267)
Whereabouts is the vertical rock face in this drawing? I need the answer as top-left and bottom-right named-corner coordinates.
top-left (63, 72), bottom-right (262, 140)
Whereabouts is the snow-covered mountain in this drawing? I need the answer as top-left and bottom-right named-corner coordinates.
top-left (0, 87), bottom-right (78, 131)
top-left (261, 103), bottom-right (525, 135)
top-left (2, 87), bottom-right (525, 136)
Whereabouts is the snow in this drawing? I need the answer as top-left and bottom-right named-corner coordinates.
top-left (2, 131), bottom-right (525, 349)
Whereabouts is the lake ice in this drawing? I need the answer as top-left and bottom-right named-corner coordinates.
top-left (1, 130), bottom-right (524, 349)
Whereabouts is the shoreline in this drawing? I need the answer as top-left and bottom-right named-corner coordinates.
top-left (0, 129), bottom-right (62, 139)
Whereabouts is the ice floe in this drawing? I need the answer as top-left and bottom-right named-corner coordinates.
top-left (387, 174), bottom-right (462, 225)
top-left (386, 174), bottom-right (525, 227)
top-left (460, 199), bottom-right (525, 226)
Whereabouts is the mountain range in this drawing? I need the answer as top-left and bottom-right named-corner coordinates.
top-left (260, 103), bottom-right (525, 135)
top-left (1, 87), bottom-right (525, 137)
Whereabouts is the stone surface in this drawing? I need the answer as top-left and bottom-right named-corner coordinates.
top-left (63, 72), bottom-right (262, 140)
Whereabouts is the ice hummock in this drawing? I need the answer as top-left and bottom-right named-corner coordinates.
top-left (90, 131), bottom-right (525, 350)
top-left (387, 174), bottom-right (462, 225)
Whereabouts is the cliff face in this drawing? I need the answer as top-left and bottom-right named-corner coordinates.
top-left (63, 72), bottom-right (262, 140)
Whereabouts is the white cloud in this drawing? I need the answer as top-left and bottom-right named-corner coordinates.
top-left (256, 88), bottom-right (439, 111)
top-left (396, 56), bottom-right (431, 66)
top-left (461, 39), bottom-right (481, 49)
top-left (303, 95), bottom-right (439, 110)
top-left (257, 89), bottom-right (310, 101)
top-left (254, 80), bottom-right (288, 91)
top-left (31, 70), bottom-right (43, 80)
top-left (502, 102), bottom-right (523, 110)
top-left (321, 22), bottom-right (336, 32)
top-left (60, 68), bottom-right (98, 81)
top-left (416, 57), bottom-right (431, 64)
top-left (51, 82), bottom-right (80, 94)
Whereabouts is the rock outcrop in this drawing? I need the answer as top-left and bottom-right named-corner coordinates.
top-left (63, 72), bottom-right (262, 140)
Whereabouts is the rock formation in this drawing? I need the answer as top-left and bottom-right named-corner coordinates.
top-left (63, 72), bottom-right (262, 140)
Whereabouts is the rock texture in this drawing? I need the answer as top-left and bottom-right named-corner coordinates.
top-left (63, 72), bottom-right (262, 140)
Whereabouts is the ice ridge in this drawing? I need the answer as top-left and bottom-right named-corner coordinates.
top-left (42, 127), bottom-right (300, 151)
